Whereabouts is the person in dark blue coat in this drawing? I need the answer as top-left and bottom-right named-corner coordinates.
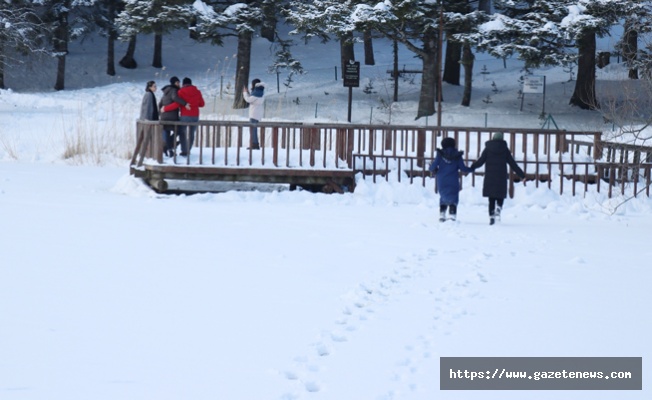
top-left (470, 132), bottom-right (526, 225)
top-left (429, 137), bottom-right (473, 222)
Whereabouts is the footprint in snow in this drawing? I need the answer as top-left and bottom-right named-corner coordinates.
top-left (330, 331), bottom-right (348, 342)
top-left (304, 381), bottom-right (320, 392)
top-left (284, 371), bottom-right (299, 380)
top-left (315, 343), bottom-right (331, 357)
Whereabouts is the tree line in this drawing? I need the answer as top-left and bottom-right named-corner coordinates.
top-left (2, 0), bottom-right (650, 117)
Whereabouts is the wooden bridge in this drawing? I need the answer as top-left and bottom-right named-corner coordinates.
top-left (129, 120), bottom-right (652, 198)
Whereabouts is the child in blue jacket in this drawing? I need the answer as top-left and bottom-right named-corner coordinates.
top-left (429, 137), bottom-right (473, 221)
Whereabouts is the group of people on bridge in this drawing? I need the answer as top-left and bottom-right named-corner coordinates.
top-left (139, 77), bottom-right (266, 156)
top-left (139, 76), bottom-right (205, 158)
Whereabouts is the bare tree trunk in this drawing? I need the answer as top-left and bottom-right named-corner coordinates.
top-left (363, 30), bottom-right (375, 66)
top-left (105, 0), bottom-right (117, 76)
top-left (54, 11), bottom-right (69, 91)
top-left (340, 32), bottom-right (355, 79)
top-left (107, 31), bottom-right (116, 76)
top-left (570, 31), bottom-right (598, 110)
top-left (461, 43), bottom-right (474, 106)
top-left (443, 40), bottom-right (461, 85)
top-left (416, 30), bottom-right (437, 120)
top-left (261, 2), bottom-right (276, 42)
top-left (152, 32), bottom-right (163, 68)
top-left (119, 35), bottom-right (137, 69)
top-left (233, 30), bottom-right (252, 109)
top-left (478, 0), bottom-right (491, 13)
top-left (623, 19), bottom-right (639, 80)
top-left (55, 54), bottom-right (66, 91)
top-left (0, 39), bottom-right (5, 89)
top-left (392, 39), bottom-right (398, 102)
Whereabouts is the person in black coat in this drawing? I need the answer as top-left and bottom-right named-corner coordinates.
top-left (471, 132), bottom-right (526, 225)
top-left (158, 76), bottom-right (189, 157)
top-left (429, 137), bottom-right (473, 222)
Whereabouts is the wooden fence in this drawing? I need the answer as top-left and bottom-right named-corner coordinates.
top-left (129, 120), bottom-right (652, 197)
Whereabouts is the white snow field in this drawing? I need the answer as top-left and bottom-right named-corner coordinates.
top-left (0, 22), bottom-right (650, 400)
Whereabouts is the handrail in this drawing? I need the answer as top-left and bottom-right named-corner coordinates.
top-left (130, 120), bottom-right (651, 197)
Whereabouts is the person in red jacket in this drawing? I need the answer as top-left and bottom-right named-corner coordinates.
top-left (161, 77), bottom-right (205, 156)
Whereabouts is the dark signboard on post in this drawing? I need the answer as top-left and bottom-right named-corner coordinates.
top-left (344, 60), bottom-right (359, 122)
top-left (343, 61), bottom-right (360, 88)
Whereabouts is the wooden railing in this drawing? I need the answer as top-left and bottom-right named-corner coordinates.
top-left (131, 120), bottom-right (353, 169)
top-left (130, 120), bottom-right (652, 197)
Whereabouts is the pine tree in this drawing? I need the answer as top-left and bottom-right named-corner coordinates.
top-left (444, 1), bottom-right (471, 86)
top-left (293, 0), bottom-right (486, 117)
top-left (116, 0), bottom-right (192, 69)
top-left (92, 0), bottom-right (125, 76)
top-left (191, 0), bottom-right (286, 109)
top-left (347, 0), bottom-right (444, 119)
top-left (286, 1), bottom-right (359, 81)
top-left (617, 2), bottom-right (652, 80)
top-left (475, 1), bottom-right (572, 68)
top-left (0, 1), bottom-right (46, 89)
top-left (478, 0), bottom-right (642, 110)
top-left (447, 4), bottom-right (488, 106)
top-left (562, 1), bottom-right (638, 110)
top-left (267, 36), bottom-right (304, 84)
top-left (32, 0), bottom-right (97, 91)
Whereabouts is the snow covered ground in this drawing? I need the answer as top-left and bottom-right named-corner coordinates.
top-left (0, 26), bottom-right (650, 400)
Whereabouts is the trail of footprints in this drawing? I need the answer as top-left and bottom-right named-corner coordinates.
top-left (279, 245), bottom-right (490, 399)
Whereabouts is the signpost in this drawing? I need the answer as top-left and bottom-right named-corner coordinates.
top-left (520, 75), bottom-right (546, 114)
top-left (343, 60), bottom-right (360, 122)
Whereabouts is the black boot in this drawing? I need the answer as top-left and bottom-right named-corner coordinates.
top-left (449, 204), bottom-right (457, 221)
top-left (439, 205), bottom-right (447, 222)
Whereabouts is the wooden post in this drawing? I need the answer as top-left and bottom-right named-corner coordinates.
top-left (347, 86), bottom-right (353, 122)
top-left (347, 128), bottom-right (355, 168)
top-left (416, 129), bottom-right (426, 168)
top-left (130, 123), bottom-right (145, 168)
top-left (153, 124), bottom-right (163, 164)
top-left (272, 127), bottom-right (279, 167)
top-left (593, 132), bottom-right (603, 160)
top-left (309, 128), bottom-right (317, 167)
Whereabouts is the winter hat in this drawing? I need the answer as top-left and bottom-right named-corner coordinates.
top-left (182, 77), bottom-right (192, 85)
top-left (170, 76), bottom-right (180, 85)
top-left (492, 132), bottom-right (504, 140)
top-left (441, 137), bottom-right (456, 149)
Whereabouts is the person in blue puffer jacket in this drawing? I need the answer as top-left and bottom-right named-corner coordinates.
top-left (429, 137), bottom-right (473, 222)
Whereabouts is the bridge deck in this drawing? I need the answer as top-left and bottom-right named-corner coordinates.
top-left (129, 120), bottom-right (652, 197)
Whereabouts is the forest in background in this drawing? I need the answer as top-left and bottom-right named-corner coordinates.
top-left (2, 1), bottom-right (652, 121)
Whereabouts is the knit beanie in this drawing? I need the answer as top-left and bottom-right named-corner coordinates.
top-left (441, 137), bottom-right (456, 149)
top-left (493, 132), bottom-right (504, 140)
top-left (170, 76), bottom-right (180, 85)
top-left (182, 77), bottom-right (192, 85)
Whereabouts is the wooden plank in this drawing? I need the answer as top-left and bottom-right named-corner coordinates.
top-left (145, 164), bottom-right (353, 178)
